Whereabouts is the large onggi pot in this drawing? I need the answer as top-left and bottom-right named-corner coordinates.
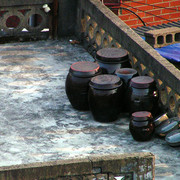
top-left (95, 48), bottom-right (131, 74)
top-left (88, 74), bottom-right (123, 122)
top-left (65, 61), bottom-right (101, 110)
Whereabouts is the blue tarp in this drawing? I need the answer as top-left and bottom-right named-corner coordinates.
top-left (155, 43), bottom-right (180, 63)
top-left (141, 36), bottom-right (180, 63)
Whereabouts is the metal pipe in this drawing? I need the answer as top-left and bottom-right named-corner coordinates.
top-left (111, 6), bottom-right (146, 26)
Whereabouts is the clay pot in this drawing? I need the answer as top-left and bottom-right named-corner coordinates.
top-left (129, 111), bottom-right (154, 141)
top-left (65, 61), bottom-right (101, 110)
top-left (127, 76), bottom-right (159, 116)
top-left (88, 74), bottom-right (123, 122)
top-left (95, 48), bottom-right (131, 74)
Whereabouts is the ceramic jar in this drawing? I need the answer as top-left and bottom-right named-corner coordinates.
top-left (88, 74), bottom-right (123, 122)
top-left (129, 111), bottom-right (154, 141)
top-left (115, 68), bottom-right (138, 112)
top-left (115, 68), bottom-right (138, 86)
top-left (65, 61), bottom-right (101, 110)
top-left (95, 48), bottom-right (131, 74)
top-left (127, 76), bottom-right (159, 115)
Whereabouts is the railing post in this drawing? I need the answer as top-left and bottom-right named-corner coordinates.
top-left (57, 0), bottom-right (78, 37)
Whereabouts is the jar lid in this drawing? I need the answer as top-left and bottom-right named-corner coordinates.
top-left (89, 74), bottom-right (122, 90)
top-left (96, 48), bottom-right (128, 63)
top-left (165, 129), bottom-right (180, 147)
top-left (130, 76), bottom-right (154, 89)
top-left (70, 61), bottom-right (100, 77)
top-left (155, 120), bottom-right (180, 137)
top-left (132, 111), bottom-right (152, 121)
top-left (115, 68), bottom-right (137, 76)
top-left (153, 112), bottom-right (169, 127)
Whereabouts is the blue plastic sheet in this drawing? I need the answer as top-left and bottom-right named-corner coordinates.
top-left (141, 36), bottom-right (180, 63)
top-left (155, 43), bottom-right (180, 63)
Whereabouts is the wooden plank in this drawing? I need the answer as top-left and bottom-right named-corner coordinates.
top-left (0, 0), bottom-right (53, 7)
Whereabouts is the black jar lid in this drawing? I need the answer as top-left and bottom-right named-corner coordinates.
top-left (96, 48), bottom-right (128, 63)
top-left (132, 111), bottom-right (152, 121)
top-left (89, 74), bottom-right (122, 90)
top-left (115, 68), bottom-right (137, 75)
top-left (130, 76), bottom-right (154, 89)
top-left (70, 61), bottom-right (100, 77)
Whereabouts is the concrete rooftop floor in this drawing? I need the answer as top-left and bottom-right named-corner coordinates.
top-left (0, 38), bottom-right (179, 179)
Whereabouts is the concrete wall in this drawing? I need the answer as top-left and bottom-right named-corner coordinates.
top-left (58, 0), bottom-right (78, 37)
top-left (0, 153), bottom-right (155, 180)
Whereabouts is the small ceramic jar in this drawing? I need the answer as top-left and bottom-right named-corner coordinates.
top-left (65, 61), bottom-right (101, 110)
top-left (129, 111), bottom-right (154, 141)
top-left (88, 74), bottom-right (123, 122)
top-left (95, 48), bottom-right (131, 74)
top-left (115, 68), bottom-right (138, 86)
top-left (127, 76), bottom-right (159, 115)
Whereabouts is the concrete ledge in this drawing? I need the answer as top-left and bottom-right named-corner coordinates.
top-left (0, 0), bottom-right (53, 6)
top-left (0, 152), bottom-right (155, 180)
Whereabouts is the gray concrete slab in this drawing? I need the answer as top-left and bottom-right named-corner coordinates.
top-left (0, 39), bottom-right (179, 179)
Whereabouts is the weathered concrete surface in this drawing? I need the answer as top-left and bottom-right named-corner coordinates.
top-left (0, 39), bottom-right (179, 179)
top-left (0, 153), bottom-right (154, 179)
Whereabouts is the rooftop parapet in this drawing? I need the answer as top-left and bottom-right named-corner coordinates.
top-left (75, 0), bottom-right (180, 117)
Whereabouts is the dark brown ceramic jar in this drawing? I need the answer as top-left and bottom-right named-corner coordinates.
top-left (65, 61), bottom-right (101, 110)
top-left (127, 76), bottom-right (159, 116)
top-left (115, 68), bottom-right (138, 113)
top-left (96, 48), bottom-right (131, 74)
top-left (88, 74), bottom-right (123, 122)
top-left (129, 111), bottom-right (154, 141)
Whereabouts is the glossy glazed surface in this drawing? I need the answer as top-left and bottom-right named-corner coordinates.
top-left (115, 68), bottom-right (138, 112)
top-left (66, 73), bottom-right (91, 110)
top-left (129, 112), bottom-right (154, 141)
top-left (65, 61), bottom-right (101, 110)
top-left (89, 76), bottom-right (123, 122)
top-left (127, 80), bottom-right (159, 115)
